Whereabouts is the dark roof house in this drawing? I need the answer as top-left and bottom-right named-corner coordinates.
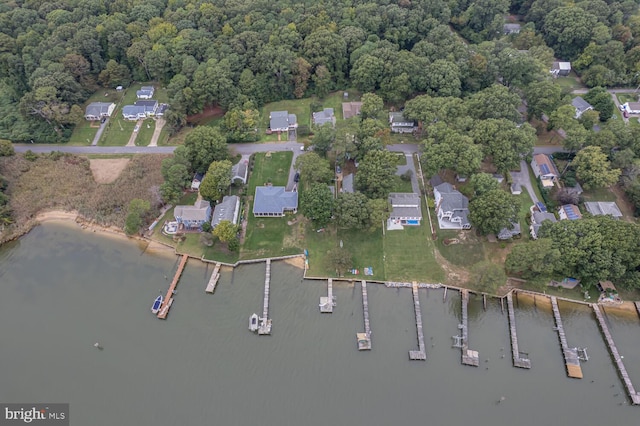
top-left (498, 221), bottom-right (521, 240)
top-left (191, 172), bottom-right (204, 190)
top-left (389, 112), bottom-right (417, 134)
top-left (530, 210), bottom-right (557, 239)
top-left (253, 186), bottom-right (298, 217)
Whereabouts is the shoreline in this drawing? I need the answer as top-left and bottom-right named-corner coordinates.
top-left (6, 211), bottom-right (640, 311)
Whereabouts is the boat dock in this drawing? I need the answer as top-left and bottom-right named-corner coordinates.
top-left (457, 289), bottom-right (479, 366)
top-left (258, 259), bottom-right (272, 335)
top-left (357, 280), bottom-right (371, 350)
top-left (157, 254), bottom-right (188, 319)
top-left (507, 293), bottom-right (531, 369)
top-left (319, 278), bottom-right (335, 313)
top-left (550, 296), bottom-right (583, 378)
top-left (205, 263), bottom-right (221, 293)
top-left (409, 282), bottom-right (426, 360)
top-left (592, 304), bottom-right (640, 405)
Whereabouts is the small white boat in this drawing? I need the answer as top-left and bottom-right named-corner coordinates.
top-left (249, 313), bottom-right (259, 332)
top-left (151, 295), bottom-right (163, 314)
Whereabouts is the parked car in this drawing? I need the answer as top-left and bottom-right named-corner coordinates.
top-left (624, 111), bottom-right (629, 118)
top-left (294, 172), bottom-right (300, 183)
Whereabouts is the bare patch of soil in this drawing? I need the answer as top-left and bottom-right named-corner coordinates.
top-left (433, 250), bottom-right (470, 286)
top-left (186, 105), bottom-right (224, 125)
top-left (89, 158), bottom-right (130, 184)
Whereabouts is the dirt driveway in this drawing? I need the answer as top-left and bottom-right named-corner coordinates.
top-left (149, 118), bottom-right (165, 147)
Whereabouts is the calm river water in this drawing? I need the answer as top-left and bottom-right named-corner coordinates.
top-left (1, 223), bottom-right (640, 425)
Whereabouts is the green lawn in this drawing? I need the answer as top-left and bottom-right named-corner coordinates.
top-left (135, 119), bottom-right (156, 146)
top-left (67, 90), bottom-right (123, 146)
top-left (99, 118), bottom-right (137, 146)
top-left (383, 207), bottom-right (445, 282)
top-left (247, 151), bottom-right (293, 194)
top-left (616, 93), bottom-right (636, 104)
top-left (435, 227), bottom-right (486, 267)
top-left (390, 176), bottom-right (413, 193)
top-left (581, 187), bottom-right (617, 202)
top-left (555, 73), bottom-right (584, 91)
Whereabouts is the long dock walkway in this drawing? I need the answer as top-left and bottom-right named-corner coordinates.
top-left (550, 296), bottom-right (583, 378)
top-left (319, 278), bottom-right (335, 313)
top-left (258, 259), bottom-right (272, 335)
top-left (357, 280), bottom-right (371, 350)
top-left (506, 293), bottom-right (531, 369)
top-left (460, 290), bottom-right (479, 366)
top-left (157, 254), bottom-right (188, 319)
top-left (205, 263), bottom-right (221, 293)
top-left (592, 304), bottom-right (640, 405)
top-left (409, 282), bottom-right (426, 360)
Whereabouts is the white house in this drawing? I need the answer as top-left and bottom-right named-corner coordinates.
top-left (550, 61), bottom-right (571, 77)
top-left (433, 183), bottom-right (471, 230)
top-left (211, 195), bottom-right (240, 228)
top-left (136, 86), bottom-right (154, 99)
top-left (122, 100), bottom-right (159, 120)
top-left (621, 102), bottom-right (640, 114)
top-left (388, 193), bottom-right (422, 226)
top-left (84, 102), bottom-right (115, 120)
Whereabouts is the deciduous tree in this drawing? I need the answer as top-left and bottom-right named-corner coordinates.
top-left (183, 127), bottom-right (229, 173)
top-left (300, 183), bottom-right (333, 226)
top-left (573, 146), bottom-right (620, 189)
top-left (199, 160), bottom-right (232, 202)
top-left (356, 150), bottom-right (398, 199)
top-left (469, 189), bottom-right (520, 235)
top-left (213, 220), bottom-right (237, 242)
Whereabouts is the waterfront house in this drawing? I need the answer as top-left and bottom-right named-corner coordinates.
top-left (211, 195), bottom-right (240, 228)
top-left (174, 199), bottom-right (211, 230)
top-left (253, 186), bottom-right (298, 217)
top-left (433, 183), bottom-right (471, 230)
top-left (388, 193), bottom-right (422, 226)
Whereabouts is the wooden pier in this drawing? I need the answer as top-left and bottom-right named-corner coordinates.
top-left (357, 280), bottom-right (371, 350)
top-left (319, 278), bottom-right (335, 313)
top-left (550, 296), bottom-right (583, 378)
top-left (409, 282), bottom-right (426, 360)
top-left (506, 293), bottom-right (531, 369)
top-left (205, 263), bottom-right (221, 293)
top-left (258, 259), bottom-right (272, 335)
top-left (459, 290), bottom-right (479, 366)
top-left (592, 304), bottom-right (640, 405)
top-left (157, 254), bottom-right (188, 319)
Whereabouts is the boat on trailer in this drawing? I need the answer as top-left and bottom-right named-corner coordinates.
top-left (249, 313), bottom-right (259, 332)
top-left (151, 295), bottom-right (163, 314)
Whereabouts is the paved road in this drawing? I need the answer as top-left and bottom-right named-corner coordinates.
top-left (12, 144), bottom-right (177, 154)
top-left (533, 146), bottom-right (568, 155)
top-left (91, 119), bottom-right (108, 146)
top-left (511, 160), bottom-right (539, 204)
top-left (395, 153), bottom-right (420, 193)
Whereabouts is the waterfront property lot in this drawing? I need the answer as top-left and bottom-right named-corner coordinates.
top-left (241, 151), bottom-right (299, 259)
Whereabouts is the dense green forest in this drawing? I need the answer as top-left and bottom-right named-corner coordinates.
top-left (1, 0), bottom-right (639, 144)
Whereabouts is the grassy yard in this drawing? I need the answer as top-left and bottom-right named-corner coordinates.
top-left (581, 187), bottom-right (617, 202)
top-left (435, 228), bottom-right (486, 267)
top-left (390, 175), bottom-right (413, 193)
top-left (555, 73), bottom-right (584, 91)
top-left (240, 151), bottom-right (299, 259)
top-left (135, 119), bottom-right (156, 146)
top-left (67, 90), bottom-right (123, 146)
top-left (99, 118), bottom-right (137, 146)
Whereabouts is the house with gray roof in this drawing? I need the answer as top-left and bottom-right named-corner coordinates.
top-left (389, 193), bottom-right (422, 226)
top-left (136, 86), bottom-right (154, 99)
top-left (174, 199), bottom-right (211, 230)
top-left (530, 210), bottom-right (557, 239)
top-left (84, 102), bottom-right (115, 120)
top-left (389, 111), bottom-right (417, 134)
top-left (572, 97), bottom-right (594, 119)
top-left (312, 108), bottom-right (336, 127)
top-left (253, 186), bottom-right (298, 217)
top-left (341, 174), bottom-right (354, 193)
top-left (498, 222), bottom-right (521, 240)
top-left (433, 183), bottom-right (471, 230)
top-left (231, 160), bottom-right (249, 184)
top-left (122, 100), bottom-right (158, 120)
top-left (503, 23), bottom-right (521, 34)
top-left (211, 195), bottom-right (240, 229)
top-left (269, 111), bottom-right (297, 132)
top-left (584, 201), bottom-right (623, 219)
